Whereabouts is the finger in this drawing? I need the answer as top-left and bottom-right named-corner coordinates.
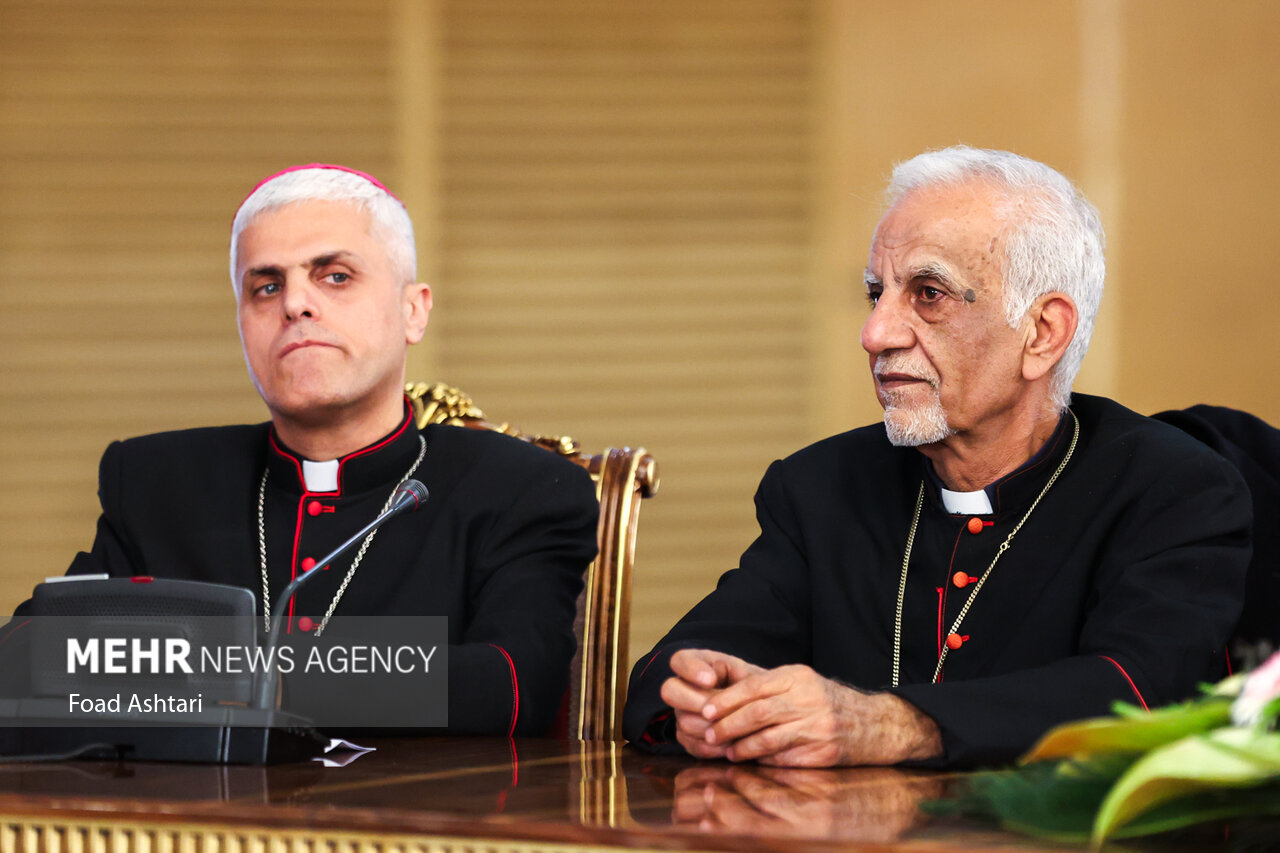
top-left (707, 693), bottom-right (800, 744)
top-left (756, 749), bottom-right (826, 770)
top-left (709, 651), bottom-right (762, 685)
top-left (670, 648), bottom-right (754, 689)
top-left (681, 740), bottom-right (731, 760)
top-left (669, 649), bottom-right (723, 689)
top-left (661, 675), bottom-right (714, 713)
top-left (722, 720), bottom-right (815, 763)
top-left (675, 709), bottom-right (714, 739)
top-left (676, 727), bottom-right (731, 760)
top-left (752, 737), bottom-right (844, 768)
top-left (702, 669), bottom-right (792, 722)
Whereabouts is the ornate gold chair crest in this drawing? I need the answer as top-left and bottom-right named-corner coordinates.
top-left (407, 382), bottom-right (658, 741)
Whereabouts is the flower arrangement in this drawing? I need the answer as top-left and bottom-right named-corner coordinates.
top-left (944, 650), bottom-right (1280, 847)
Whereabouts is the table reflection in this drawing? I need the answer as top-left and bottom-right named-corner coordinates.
top-left (0, 739), bottom-right (1264, 851)
top-left (667, 763), bottom-right (947, 843)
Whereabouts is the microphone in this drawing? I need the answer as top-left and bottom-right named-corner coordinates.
top-left (253, 478), bottom-right (429, 710)
top-left (0, 473), bottom-right (430, 758)
top-left (388, 478), bottom-right (429, 514)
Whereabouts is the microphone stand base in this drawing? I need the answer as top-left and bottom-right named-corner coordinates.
top-left (0, 704), bottom-right (327, 765)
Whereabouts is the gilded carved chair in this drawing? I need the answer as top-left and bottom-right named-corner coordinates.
top-left (407, 382), bottom-right (659, 741)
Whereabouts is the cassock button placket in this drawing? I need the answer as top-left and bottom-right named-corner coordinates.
top-left (307, 500), bottom-right (335, 517)
top-left (891, 412), bottom-right (1081, 687)
top-left (966, 517), bottom-right (986, 534)
top-left (258, 434), bottom-right (428, 636)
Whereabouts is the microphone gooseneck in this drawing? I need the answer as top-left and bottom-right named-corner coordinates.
top-left (253, 478), bottom-right (429, 710)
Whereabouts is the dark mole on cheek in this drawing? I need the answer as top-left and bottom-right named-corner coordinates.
top-left (963, 289), bottom-right (977, 303)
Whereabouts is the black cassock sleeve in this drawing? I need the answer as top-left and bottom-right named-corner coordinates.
top-left (623, 460), bottom-right (813, 751)
top-left (446, 459), bottom-right (599, 736)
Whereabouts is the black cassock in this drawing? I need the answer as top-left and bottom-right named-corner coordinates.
top-left (625, 394), bottom-right (1251, 767)
top-left (8, 404), bottom-right (599, 737)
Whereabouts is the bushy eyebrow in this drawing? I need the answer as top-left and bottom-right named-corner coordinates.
top-left (905, 261), bottom-right (960, 292)
top-left (242, 251), bottom-right (359, 283)
top-left (864, 262), bottom-right (959, 291)
top-left (308, 251), bottom-right (356, 270)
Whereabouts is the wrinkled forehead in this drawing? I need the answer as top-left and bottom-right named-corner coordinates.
top-left (868, 182), bottom-right (1009, 276)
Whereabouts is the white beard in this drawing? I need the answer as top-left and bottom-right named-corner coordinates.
top-left (882, 387), bottom-right (953, 447)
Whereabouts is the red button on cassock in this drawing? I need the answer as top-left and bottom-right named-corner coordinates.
top-left (297, 617), bottom-right (314, 632)
top-left (300, 557), bottom-right (317, 572)
top-left (966, 517), bottom-right (984, 535)
top-left (307, 501), bottom-right (323, 517)
top-left (946, 633), bottom-right (966, 650)
top-left (952, 571), bottom-right (977, 589)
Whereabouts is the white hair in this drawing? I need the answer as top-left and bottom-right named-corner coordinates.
top-left (229, 165), bottom-right (416, 289)
top-left (886, 146), bottom-right (1106, 410)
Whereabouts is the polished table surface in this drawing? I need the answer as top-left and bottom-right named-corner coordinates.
top-left (0, 737), bottom-right (1272, 852)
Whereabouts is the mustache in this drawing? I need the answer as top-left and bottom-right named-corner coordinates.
top-left (874, 355), bottom-right (939, 388)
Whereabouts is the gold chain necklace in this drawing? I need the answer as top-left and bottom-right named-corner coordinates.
top-left (890, 412), bottom-right (1079, 687)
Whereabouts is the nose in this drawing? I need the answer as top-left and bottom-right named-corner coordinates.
top-left (281, 275), bottom-right (317, 322)
top-left (860, 291), bottom-right (916, 357)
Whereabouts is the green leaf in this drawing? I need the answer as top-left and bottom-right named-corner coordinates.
top-left (1099, 784), bottom-right (1280, 840)
top-left (938, 756), bottom-right (1280, 844)
top-left (1021, 698), bottom-right (1232, 762)
top-left (1092, 727), bottom-right (1280, 845)
top-left (1261, 694), bottom-right (1280, 729)
top-left (952, 757), bottom-right (1131, 841)
top-left (1111, 701), bottom-right (1148, 720)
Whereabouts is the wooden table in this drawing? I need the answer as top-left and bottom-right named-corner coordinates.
top-left (0, 737), bottom-right (1268, 853)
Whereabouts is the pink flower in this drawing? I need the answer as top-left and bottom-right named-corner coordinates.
top-left (1232, 649), bottom-right (1280, 726)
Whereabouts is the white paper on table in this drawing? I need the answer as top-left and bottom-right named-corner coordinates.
top-left (313, 738), bottom-right (377, 767)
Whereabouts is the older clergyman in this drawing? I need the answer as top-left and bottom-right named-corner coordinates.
top-left (623, 146), bottom-right (1251, 767)
top-left (9, 164), bottom-right (598, 735)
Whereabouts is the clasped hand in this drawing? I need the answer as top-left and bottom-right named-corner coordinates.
top-left (659, 649), bottom-right (942, 766)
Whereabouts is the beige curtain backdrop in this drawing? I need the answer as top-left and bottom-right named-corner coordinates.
top-left (2, 0), bottom-right (1278, 669)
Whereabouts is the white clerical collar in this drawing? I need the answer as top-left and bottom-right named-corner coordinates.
top-left (302, 459), bottom-right (340, 492)
top-left (939, 487), bottom-right (994, 515)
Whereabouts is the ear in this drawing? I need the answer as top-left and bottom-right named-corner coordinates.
top-left (402, 282), bottom-right (433, 345)
top-left (1021, 292), bottom-right (1077, 383)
